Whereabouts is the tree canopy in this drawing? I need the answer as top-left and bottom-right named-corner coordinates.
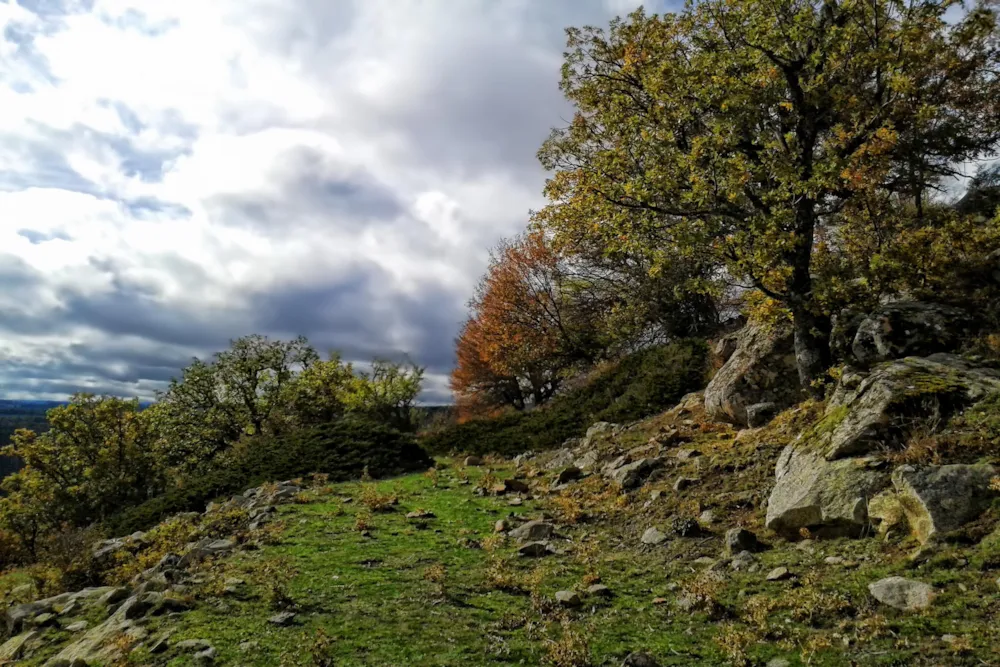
top-left (534, 0), bottom-right (1000, 391)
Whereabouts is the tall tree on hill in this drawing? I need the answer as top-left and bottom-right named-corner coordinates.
top-left (535, 0), bottom-right (1000, 393)
top-left (451, 232), bottom-right (602, 414)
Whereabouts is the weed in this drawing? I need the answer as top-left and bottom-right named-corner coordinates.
top-left (424, 562), bottom-right (447, 598)
top-left (714, 623), bottom-right (757, 666)
top-left (354, 512), bottom-right (374, 532)
top-left (359, 484), bottom-right (398, 512)
top-left (310, 627), bottom-right (335, 666)
top-left (543, 618), bottom-right (591, 667)
top-left (424, 467), bottom-right (440, 487)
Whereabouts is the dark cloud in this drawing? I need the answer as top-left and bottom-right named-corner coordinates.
top-left (205, 145), bottom-right (403, 232)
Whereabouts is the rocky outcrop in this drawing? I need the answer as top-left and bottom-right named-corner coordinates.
top-left (891, 464), bottom-right (998, 543)
top-left (819, 354), bottom-right (1000, 460)
top-left (765, 445), bottom-right (889, 538)
top-left (851, 302), bottom-right (974, 366)
top-left (704, 319), bottom-right (801, 426)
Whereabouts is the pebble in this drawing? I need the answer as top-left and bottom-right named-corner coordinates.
top-left (766, 567), bottom-right (792, 581)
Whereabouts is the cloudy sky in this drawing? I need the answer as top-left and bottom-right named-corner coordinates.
top-left (0, 0), bottom-right (675, 403)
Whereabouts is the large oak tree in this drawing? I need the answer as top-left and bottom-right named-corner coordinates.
top-left (535, 0), bottom-right (1000, 392)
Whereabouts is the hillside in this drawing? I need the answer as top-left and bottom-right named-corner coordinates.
top-left (3, 305), bottom-right (1000, 666)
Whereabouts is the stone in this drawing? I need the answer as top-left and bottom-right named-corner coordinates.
top-left (587, 584), bottom-right (612, 597)
top-left (704, 318), bottom-right (801, 426)
top-left (692, 556), bottom-right (717, 567)
top-left (10, 583), bottom-right (34, 600)
top-left (583, 421), bottom-right (620, 446)
top-left (45, 613), bottom-right (143, 666)
top-left (730, 551), bottom-right (757, 571)
top-left (765, 444), bottom-right (889, 538)
top-left (622, 651), bottom-right (661, 666)
top-left (406, 510), bottom-right (436, 519)
top-left (504, 479), bottom-right (530, 494)
top-left (509, 520), bottom-right (555, 542)
top-left (746, 402), bottom-right (779, 428)
top-left (608, 457), bottom-right (664, 490)
top-left (99, 587), bottom-right (130, 606)
top-left (0, 631), bottom-right (37, 662)
top-left (518, 541), bottom-right (555, 557)
top-left (821, 354), bottom-right (1000, 460)
top-left (868, 490), bottom-right (908, 538)
top-left (825, 556), bottom-right (844, 565)
top-left (195, 647), bottom-right (218, 663)
top-left (176, 639), bottom-right (211, 651)
top-left (675, 448), bottom-right (701, 461)
top-left (66, 621), bottom-right (89, 632)
top-left (268, 611), bottom-right (296, 626)
top-left (463, 456), bottom-right (482, 466)
top-left (641, 527), bottom-right (668, 545)
top-left (554, 590), bottom-right (582, 607)
top-left (868, 576), bottom-right (934, 611)
top-left (669, 517), bottom-right (700, 537)
top-left (494, 520), bottom-right (508, 533)
top-left (698, 510), bottom-right (715, 524)
top-left (766, 660), bottom-right (791, 667)
top-left (31, 612), bottom-right (57, 627)
top-left (546, 449), bottom-right (577, 471)
top-left (673, 477), bottom-right (698, 492)
top-left (891, 464), bottom-right (998, 543)
top-left (149, 633), bottom-right (172, 654)
top-left (723, 528), bottom-right (763, 556)
top-left (766, 567), bottom-right (792, 581)
top-left (556, 466), bottom-right (583, 484)
top-left (851, 302), bottom-right (974, 366)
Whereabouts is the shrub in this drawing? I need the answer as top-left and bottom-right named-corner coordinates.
top-left (103, 417), bottom-right (431, 536)
top-left (421, 339), bottom-right (708, 457)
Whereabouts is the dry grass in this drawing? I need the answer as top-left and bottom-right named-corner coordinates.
top-left (543, 618), bottom-right (591, 667)
top-left (359, 484), bottom-right (398, 512)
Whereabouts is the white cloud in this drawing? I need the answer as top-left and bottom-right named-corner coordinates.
top-left (0, 0), bottom-right (676, 402)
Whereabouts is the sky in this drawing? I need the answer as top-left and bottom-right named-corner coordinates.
top-left (0, 0), bottom-right (674, 404)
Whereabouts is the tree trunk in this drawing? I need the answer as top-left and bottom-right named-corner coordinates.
top-left (791, 307), bottom-right (832, 397)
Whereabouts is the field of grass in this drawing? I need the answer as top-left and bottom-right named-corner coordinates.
top-left (91, 453), bottom-right (999, 666)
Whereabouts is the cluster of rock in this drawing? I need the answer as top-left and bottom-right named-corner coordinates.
top-left (1, 481), bottom-right (305, 665)
top-left (704, 301), bottom-right (1000, 542)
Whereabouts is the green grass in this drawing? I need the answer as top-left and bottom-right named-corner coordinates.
top-left (92, 455), bottom-right (997, 667)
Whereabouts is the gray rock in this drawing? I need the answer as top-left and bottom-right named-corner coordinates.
top-left (463, 456), bottom-right (482, 466)
top-left (641, 527), bottom-right (668, 545)
top-left (608, 457), bottom-right (664, 489)
top-left (852, 302), bottom-right (974, 366)
top-left (673, 477), bottom-right (698, 492)
top-left (868, 576), bottom-right (934, 611)
top-left (891, 463), bottom-right (998, 543)
top-left (587, 584), bottom-right (612, 597)
top-left (195, 647), bottom-right (218, 664)
top-left (622, 651), bottom-right (661, 666)
top-left (66, 621), bottom-right (89, 633)
top-left (554, 590), bottom-right (581, 607)
top-left (724, 528), bottom-right (763, 556)
top-left (766, 567), bottom-right (792, 581)
top-left (518, 541), bottom-right (555, 557)
top-left (0, 631), bottom-right (37, 662)
top-left (699, 510), bottom-right (716, 524)
top-left (268, 611), bottom-right (296, 626)
top-left (746, 402), bottom-right (779, 427)
top-left (765, 444), bottom-right (889, 538)
top-left (704, 319), bottom-right (801, 426)
top-left (149, 633), bottom-right (172, 654)
top-left (822, 354), bottom-right (1000, 460)
top-left (730, 551), bottom-right (757, 571)
top-left (99, 587), bottom-right (130, 607)
top-left (556, 466), bottom-right (583, 484)
top-left (766, 659), bottom-right (791, 667)
top-left (509, 520), bottom-right (555, 542)
top-left (504, 478), bottom-right (530, 494)
top-left (177, 639), bottom-right (213, 652)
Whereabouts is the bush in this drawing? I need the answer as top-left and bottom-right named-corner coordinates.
top-left (104, 417), bottom-right (431, 536)
top-left (421, 339), bottom-right (708, 457)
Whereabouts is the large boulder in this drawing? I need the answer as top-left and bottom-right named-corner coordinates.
top-left (819, 354), bottom-right (1000, 460)
top-left (891, 464), bottom-right (998, 543)
top-left (765, 445), bottom-right (889, 538)
top-left (704, 319), bottom-right (801, 426)
top-left (851, 302), bottom-right (975, 366)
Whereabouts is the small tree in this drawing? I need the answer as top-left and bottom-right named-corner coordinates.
top-left (536, 0), bottom-right (1000, 392)
top-left (452, 232), bottom-right (603, 413)
top-left (153, 335), bottom-right (318, 472)
top-left (0, 394), bottom-right (163, 554)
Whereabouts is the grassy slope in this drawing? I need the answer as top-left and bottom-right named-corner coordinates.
top-left (14, 398), bottom-right (1000, 666)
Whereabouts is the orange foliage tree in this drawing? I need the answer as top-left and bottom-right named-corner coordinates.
top-left (451, 232), bottom-right (601, 417)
